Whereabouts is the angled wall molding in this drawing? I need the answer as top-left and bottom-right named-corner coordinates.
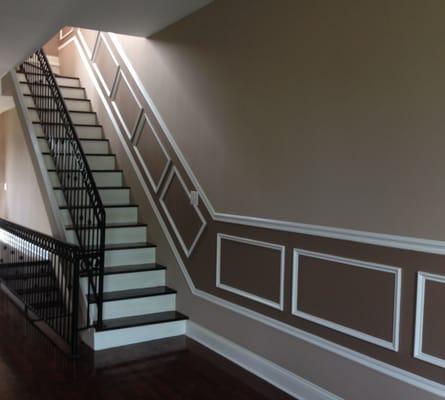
top-left (414, 271), bottom-right (445, 368)
top-left (92, 33), bottom-right (120, 96)
top-left (59, 27), bottom-right (74, 41)
top-left (292, 249), bottom-right (402, 351)
top-left (105, 32), bottom-right (445, 256)
top-left (111, 70), bottom-right (143, 140)
top-left (58, 32), bottom-right (445, 398)
top-left (216, 233), bottom-right (285, 310)
top-left (133, 113), bottom-right (171, 193)
top-left (159, 167), bottom-right (207, 257)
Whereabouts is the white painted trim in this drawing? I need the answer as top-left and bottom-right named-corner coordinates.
top-left (69, 34), bottom-right (445, 398)
top-left (414, 271), bottom-right (445, 368)
top-left (106, 32), bottom-right (445, 256)
top-left (92, 33), bottom-right (120, 97)
top-left (110, 70), bottom-right (143, 140)
top-left (292, 249), bottom-right (401, 351)
top-left (59, 27), bottom-right (73, 41)
top-left (216, 233), bottom-right (285, 310)
top-left (159, 167), bottom-right (207, 257)
top-left (133, 112), bottom-right (172, 193)
top-left (77, 28), bottom-right (99, 60)
top-left (187, 321), bottom-right (342, 400)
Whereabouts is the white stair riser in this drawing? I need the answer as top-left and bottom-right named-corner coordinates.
top-left (105, 247), bottom-right (156, 267)
top-left (93, 320), bottom-right (186, 350)
top-left (66, 225), bottom-right (146, 245)
top-left (60, 206), bottom-right (137, 225)
top-left (17, 73), bottom-right (79, 88)
top-left (29, 109), bottom-right (97, 125)
top-left (20, 83), bottom-right (86, 99)
top-left (33, 123), bottom-right (103, 139)
top-left (43, 154), bottom-right (115, 170)
top-left (25, 96), bottom-right (92, 112)
top-left (39, 138), bottom-right (109, 155)
top-left (54, 188), bottom-right (129, 207)
top-left (80, 269), bottom-right (165, 293)
top-left (91, 294), bottom-right (175, 320)
top-left (49, 171), bottom-right (122, 187)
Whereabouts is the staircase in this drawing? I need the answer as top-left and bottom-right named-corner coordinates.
top-left (15, 54), bottom-right (187, 351)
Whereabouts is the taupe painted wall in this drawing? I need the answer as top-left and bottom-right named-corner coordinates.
top-left (0, 109), bottom-right (52, 234)
top-left (113, 0), bottom-right (445, 241)
top-left (57, 23), bottom-right (445, 398)
top-left (0, 118), bottom-right (5, 216)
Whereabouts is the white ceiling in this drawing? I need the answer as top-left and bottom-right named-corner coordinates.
top-left (0, 0), bottom-right (212, 78)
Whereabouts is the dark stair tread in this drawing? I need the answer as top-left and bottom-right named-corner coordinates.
top-left (24, 94), bottom-right (90, 102)
top-left (60, 203), bottom-right (137, 210)
top-left (48, 168), bottom-right (120, 173)
top-left (105, 263), bottom-right (166, 275)
top-left (33, 121), bottom-right (101, 128)
top-left (20, 81), bottom-right (85, 90)
top-left (88, 286), bottom-right (176, 303)
top-left (44, 152), bottom-right (114, 157)
top-left (103, 242), bottom-right (156, 251)
top-left (42, 137), bottom-right (109, 143)
top-left (2, 271), bottom-right (54, 280)
top-left (80, 263), bottom-right (165, 277)
top-left (53, 186), bottom-right (128, 190)
top-left (18, 71), bottom-right (80, 80)
top-left (29, 107), bottom-right (95, 115)
top-left (0, 260), bottom-right (50, 268)
top-left (15, 286), bottom-right (59, 295)
top-left (65, 223), bottom-right (146, 231)
top-left (99, 311), bottom-right (188, 331)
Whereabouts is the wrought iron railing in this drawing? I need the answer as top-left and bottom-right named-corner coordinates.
top-left (19, 50), bottom-right (106, 328)
top-left (0, 218), bottom-right (80, 354)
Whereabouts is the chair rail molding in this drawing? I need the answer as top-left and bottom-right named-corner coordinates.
top-left (58, 31), bottom-right (445, 398)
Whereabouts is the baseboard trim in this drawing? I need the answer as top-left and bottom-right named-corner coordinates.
top-left (187, 321), bottom-right (342, 400)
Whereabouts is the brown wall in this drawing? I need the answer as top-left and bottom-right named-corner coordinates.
top-left (113, 0), bottom-right (445, 242)
top-left (56, 7), bottom-right (445, 397)
top-left (0, 109), bottom-right (52, 234)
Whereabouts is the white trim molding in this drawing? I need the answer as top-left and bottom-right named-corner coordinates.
top-left (414, 271), bottom-right (445, 368)
top-left (106, 32), bottom-right (445, 256)
top-left (216, 233), bottom-right (285, 310)
top-left (292, 249), bottom-right (402, 352)
top-left (159, 167), bottom-right (207, 257)
top-left (59, 27), bottom-right (74, 41)
top-left (77, 28), bottom-right (99, 60)
top-left (187, 321), bottom-right (342, 400)
top-left (66, 32), bottom-right (445, 398)
top-left (92, 33), bottom-right (120, 97)
top-left (133, 113), bottom-right (171, 193)
top-left (111, 70), bottom-right (143, 140)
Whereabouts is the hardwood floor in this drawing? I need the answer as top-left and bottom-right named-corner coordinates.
top-left (0, 288), bottom-right (294, 400)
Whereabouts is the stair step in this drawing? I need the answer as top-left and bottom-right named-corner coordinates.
top-left (105, 263), bottom-right (166, 275)
top-left (17, 72), bottom-right (80, 87)
top-left (103, 242), bottom-right (157, 267)
top-left (53, 186), bottom-right (130, 207)
top-left (99, 311), bottom-right (188, 331)
top-left (66, 223), bottom-right (147, 246)
top-left (15, 286), bottom-right (58, 295)
top-left (39, 137), bottom-right (109, 155)
top-left (92, 286), bottom-right (176, 303)
top-left (29, 108), bottom-right (97, 125)
top-left (25, 95), bottom-right (92, 112)
top-left (20, 82), bottom-right (86, 99)
top-left (89, 286), bottom-right (176, 320)
top-left (48, 169), bottom-right (122, 187)
top-left (93, 318), bottom-right (186, 351)
top-left (60, 204), bottom-right (138, 225)
top-left (43, 153), bottom-right (116, 170)
top-left (81, 263), bottom-right (166, 292)
top-left (33, 122), bottom-right (103, 139)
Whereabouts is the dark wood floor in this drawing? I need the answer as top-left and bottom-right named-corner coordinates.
top-left (0, 288), bottom-right (293, 400)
